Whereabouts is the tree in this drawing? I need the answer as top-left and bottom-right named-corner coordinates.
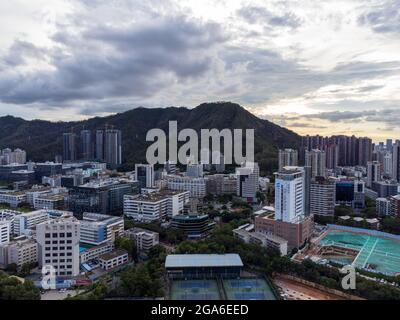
top-left (115, 237), bottom-right (137, 260)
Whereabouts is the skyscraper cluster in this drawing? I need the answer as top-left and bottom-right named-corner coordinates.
top-left (302, 135), bottom-right (373, 167)
top-left (63, 128), bottom-right (122, 168)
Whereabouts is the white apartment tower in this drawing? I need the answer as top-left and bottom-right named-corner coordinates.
top-left (274, 167), bottom-right (305, 223)
top-left (36, 217), bottom-right (80, 277)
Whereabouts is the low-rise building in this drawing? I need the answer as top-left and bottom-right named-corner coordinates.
top-left (0, 236), bottom-right (38, 269)
top-left (80, 242), bottom-right (114, 264)
top-left (80, 212), bottom-right (124, 246)
top-left (124, 190), bottom-right (190, 222)
top-left (233, 224), bottom-right (288, 256)
top-left (0, 191), bottom-right (27, 208)
top-left (124, 228), bottom-right (159, 254)
top-left (255, 214), bottom-right (313, 250)
top-left (166, 175), bottom-right (207, 198)
top-left (170, 214), bottom-right (215, 239)
top-left (99, 249), bottom-right (129, 270)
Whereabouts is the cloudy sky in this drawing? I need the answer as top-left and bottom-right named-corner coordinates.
top-left (0, 0), bottom-right (400, 142)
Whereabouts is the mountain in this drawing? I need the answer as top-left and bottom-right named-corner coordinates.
top-left (0, 102), bottom-right (301, 174)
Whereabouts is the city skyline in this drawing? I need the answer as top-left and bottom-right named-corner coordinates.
top-left (0, 1), bottom-right (399, 142)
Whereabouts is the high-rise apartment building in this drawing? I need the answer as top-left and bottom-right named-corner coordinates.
top-left (393, 143), bottom-right (400, 183)
top-left (104, 129), bottom-right (122, 168)
top-left (80, 130), bottom-right (93, 160)
top-left (63, 133), bottom-right (77, 162)
top-left (310, 177), bottom-right (336, 216)
top-left (278, 149), bottom-right (298, 172)
top-left (135, 164), bottom-right (154, 189)
top-left (305, 149), bottom-right (326, 178)
top-left (367, 161), bottom-right (381, 188)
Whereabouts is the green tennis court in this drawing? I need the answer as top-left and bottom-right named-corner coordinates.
top-left (321, 231), bottom-right (400, 275)
top-left (223, 278), bottom-right (277, 300)
top-left (170, 280), bottom-right (221, 300)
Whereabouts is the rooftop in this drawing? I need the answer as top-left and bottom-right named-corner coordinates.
top-left (165, 254), bottom-right (243, 268)
top-left (127, 189), bottom-right (188, 202)
top-left (99, 249), bottom-right (128, 261)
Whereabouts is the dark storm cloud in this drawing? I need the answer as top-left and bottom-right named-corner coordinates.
top-left (238, 5), bottom-right (302, 29)
top-left (358, 1), bottom-right (400, 33)
top-left (0, 16), bottom-right (226, 105)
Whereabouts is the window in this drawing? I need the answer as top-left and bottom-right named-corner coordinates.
top-left (45, 241), bottom-right (51, 245)
top-left (67, 233), bottom-right (72, 237)
top-left (59, 233), bottom-right (65, 238)
top-left (45, 233), bottom-right (51, 238)
top-left (52, 241), bottom-right (58, 244)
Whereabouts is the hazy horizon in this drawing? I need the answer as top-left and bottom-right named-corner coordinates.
top-left (0, 0), bottom-right (399, 142)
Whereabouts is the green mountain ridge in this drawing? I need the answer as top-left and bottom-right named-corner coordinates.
top-left (0, 102), bottom-right (301, 173)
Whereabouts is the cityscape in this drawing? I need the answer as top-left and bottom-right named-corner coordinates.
top-left (1, 0), bottom-right (400, 310)
top-left (1, 117), bottom-right (400, 301)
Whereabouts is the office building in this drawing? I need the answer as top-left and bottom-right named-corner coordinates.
top-left (371, 180), bottom-right (399, 198)
top-left (367, 161), bottom-right (381, 188)
top-left (80, 242), bottom-right (114, 264)
top-left (186, 163), bottom-right (204, 178)
top-left (135, 164), bottom-right (154, 188)
top-left (68, 179), bottom-right (139, 218)
top-left (0, 219), bottom-right (10, 245)
top-left (376, 198), bottom-right (391, 216)
top-left (278, 149), bottom-right (298, 172)
top-left (390, 195), bottom-right (400, 217)
top-left (233, 224), bottom-right (288, 256)
top-left (305, 149), bottom-right (326, 178)
top-left (0, 236), bottom-right (38, 269)
top-left (124, 190), bottom-right (190, 222)
top-left (310, 177), bottom-right (336, 216)
top-left (0, 191), bottom-right (27, 208)
top-left (336, 179), bottom-right (365, 209)
top-left (236, 162), bottom-right (259, 203)
top-left (99, 250), bottom-right (129, 270)
top-left (35, 162), bottom-right (63, 182)
top-left (166, 175), bottom-right (207, 198)
top-left (274, 167), bottom-right (304, 223)
top-left (171, 214), bottom-right (215, 239)
top-left (255, 214), bottom-right (313, 250)
top-left (0, 164), bottom-right (28, 182)
top-left (206, 174), bottom-right (237, 196)
top-left (36, 216), bottom-right (80, 277)
top-left (124, 228), bottom-right (159, 254)
top-left (79, 213), bottom-right (124, 246)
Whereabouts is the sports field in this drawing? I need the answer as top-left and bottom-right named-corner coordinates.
top-left (223, 278), bottom-right (277, 300)
top-left (320, 230), bottom-right (400, 275)
top-left (170, 280), bottom-right (221, 300)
